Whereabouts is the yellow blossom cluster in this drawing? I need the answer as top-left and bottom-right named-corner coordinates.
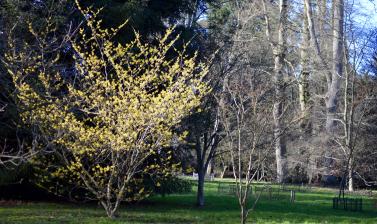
top-left (5, 1), bottom-right (209, 217)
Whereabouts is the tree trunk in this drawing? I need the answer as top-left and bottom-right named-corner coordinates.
top-left (101, 201), bottom-right (117, 219)
top-left (274, 122), bottom-right (287, 183)
top-left (240, 205), bottom-right (247, 224)
top-left (317, 0), bottom-right (328, 47)
top-left (197, 169), bottom-right (205, 207)
top-left (193, 113), bottom-right (220, 207)
top-left (273, 0), bottom-right (288, 184)
top-left (348, 158), bottom-right (354, 192)
top-left (220, 165), bottom-right (227, 179)
top-left (326, 0), bottom-right (344, 133)
top-left (106, 209), bottom-right (116, 219)
top-left (326, 85), bottom-right (340, 132)
top-left (206, 158), bottom-right (214, 176)
top-left (299, 1), bottom-right (311, 132)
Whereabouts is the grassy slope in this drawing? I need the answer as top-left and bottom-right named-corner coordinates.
top-left (0, 181), bottom-right (376, 224)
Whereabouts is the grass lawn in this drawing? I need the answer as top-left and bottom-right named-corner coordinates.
top-left (0, 180), bottom-right (376, 224)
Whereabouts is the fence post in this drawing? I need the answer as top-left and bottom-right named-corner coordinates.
top-left (290, 190), bottom-right (295, 203)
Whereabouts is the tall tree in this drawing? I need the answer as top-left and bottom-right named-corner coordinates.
top-left (326, 0), bottom-right (345, 132)
top-left (299, 1), bottom-right (311, 132)
top-left (262, 0), bottom-right (289, 183)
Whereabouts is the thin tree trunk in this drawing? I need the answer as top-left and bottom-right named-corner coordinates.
top-left (220, 165), bottom-right (227, 179)
top-left (344, 48), bottom-right (355, 192)
top-left (240, 205), bottom-right (247, 224)
top-left (195, 134), bottom-right (205, 207)
top-left (206, 158), bottom-right (214, 176)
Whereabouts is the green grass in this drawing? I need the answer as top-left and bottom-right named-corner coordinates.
top-left (0, 181), bottom-right (376, 224)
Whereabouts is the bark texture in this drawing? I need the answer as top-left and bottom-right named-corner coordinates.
top-left (299, 1), bottom-right (311, 131)
top-left (273, 0), bottom-right (289, 183)
top-left (326, 0), bottom-right (344, 133)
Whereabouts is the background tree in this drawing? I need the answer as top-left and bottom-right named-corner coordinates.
top-left (80, 0), bottom-right (211, 53)
top-left (219, 64), bottom-right (274, 224)
top-left (0, 0), bottom-right (74, 168)
top-left (183, 94), bottom-right (221, 207)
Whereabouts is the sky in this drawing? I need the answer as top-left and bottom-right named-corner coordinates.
top-left (356, 0), bottom-right (377, 27)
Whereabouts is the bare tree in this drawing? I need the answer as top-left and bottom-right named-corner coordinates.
top-left (219, 66), bottom-right (274, 224)
top-left (326, 0), bottom-right (345, 133)
top-left (299, 1), bottom-right (312, 132)
top-left (262, 0), bottom-right (289, 183)
top-left (333, 6), bottom-right (377, 190)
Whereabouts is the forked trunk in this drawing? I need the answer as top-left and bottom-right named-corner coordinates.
top-left (220, 166), bottom-right (228, 179)
top-left (106, 209), bottom-right (116, 219)
top-left (101, 201), bottom-right (117, 219)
